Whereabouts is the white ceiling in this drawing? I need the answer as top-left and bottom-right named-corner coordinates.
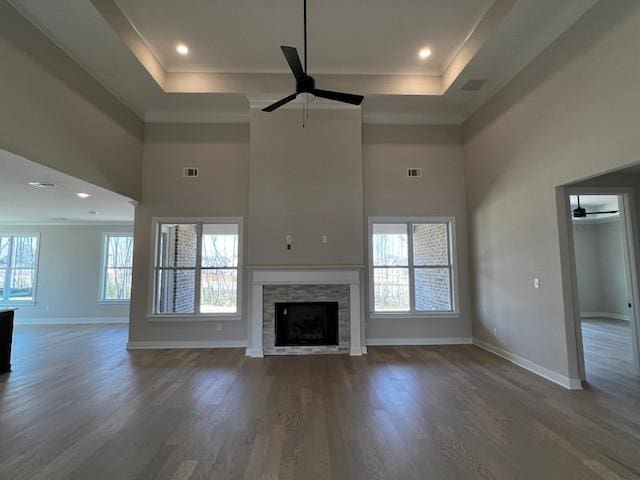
top-left (570, 195), bottom-right (619, 209)
top-left (114, 0), bottom-right (493, 75)
top-left (0, 150), bottom-right (135, 225)
top-left (9, 0), bottom-right (598, 124)
top-left (570, 195), bottom-right (620, 222)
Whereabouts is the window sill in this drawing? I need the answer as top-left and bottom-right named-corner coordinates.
top-left (146, 314), bottom-right (242, 323)
top-left (0, 301), bottom-right (35, 307)
top-left (369, 312), bottom-right (460, 320)
top-left (98, 300), bottom-right (130, 305)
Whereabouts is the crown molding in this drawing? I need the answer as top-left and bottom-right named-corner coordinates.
top-left (144, 110), bottom-right (249, 124)
top-left (0, 221), bottom-right (134, 227)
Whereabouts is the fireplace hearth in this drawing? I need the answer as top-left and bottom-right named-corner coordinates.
top-left (275, 302), bottom-right (339, 347)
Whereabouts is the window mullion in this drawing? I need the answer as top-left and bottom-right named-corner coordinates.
top-left (5, 236), bottom-right (14, 301)
top-left (407, 222), bottom-right (415, 313)
top-left (194, 223), bottom-right (203, 314)
top-left (447, 223), bottom-right (454, 312)
top-left (102, 236), bottom-right (109, 301)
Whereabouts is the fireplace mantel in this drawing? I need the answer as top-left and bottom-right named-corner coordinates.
top-left (247, 267), bottom-right (364, 357)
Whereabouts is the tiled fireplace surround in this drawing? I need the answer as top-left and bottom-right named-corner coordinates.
top-left (247, 269), bottom-right (364, 357)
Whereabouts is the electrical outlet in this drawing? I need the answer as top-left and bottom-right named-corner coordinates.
top-left (216, 324), bottom-right (223, 332)
top-left (534, 277), bottom-right (540, 289)
top-left (321, 235), bottom-right (328, 243)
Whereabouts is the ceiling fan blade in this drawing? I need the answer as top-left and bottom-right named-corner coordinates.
top-left (312, 89), bottom-right (364, 106)
top-left (585, 210), bottom-right (620, 215)
top-left (262, 93), bottom-right (297, 112)
top-left (281, 46), bottom-right (304, 83)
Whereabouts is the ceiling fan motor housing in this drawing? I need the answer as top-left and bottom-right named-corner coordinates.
top-left (297, 75), bottom-right (315, 93)
top-left (573, 206), bottom-right (587, 218)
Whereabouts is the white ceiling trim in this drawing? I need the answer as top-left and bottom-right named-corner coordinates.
top-left (0, 221), bottom-right (135, 227)
top-left (362, 112), bottom-right (464, 126)
top-left (144, 110), bottom-right (250, 124)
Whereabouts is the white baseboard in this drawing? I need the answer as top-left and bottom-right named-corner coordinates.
top-left (14, 317), bottom-right (129, 325)
top-left (366, 337), bottom-right (473, 346)
top-left (473, 338), bottom-right (583, 390)
top-left (244, 348), bottom-right (264, 358)
top-left (350, 347), bottom-right (364, 356)
top-left (127, 340), bottom-right (247, 349)
top-left (581, 312), bottom-right (631, 322)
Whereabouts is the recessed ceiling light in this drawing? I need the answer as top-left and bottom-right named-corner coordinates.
top-left (176, 44), bottom-right (189, 55)
top-left (29, 182), bottom-right (56, 188)
top-left (77, 192), bottom-right (91, 199)
top-left (419, 48), bottom-right (432, 59)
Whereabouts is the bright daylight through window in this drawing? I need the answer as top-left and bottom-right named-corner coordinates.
top-left (0, 235), bottom-right (39, 303)
top-left (154, 222), bottom-right (240, 315)
top-left (371, 220), bottom-right (454, 313)
top-left (102, 234), bottom-right (134, 301)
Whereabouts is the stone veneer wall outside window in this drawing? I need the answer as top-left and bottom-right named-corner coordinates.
top-left (413, 224), bottom-right (451, 311)
top-left (173, 224), bottom-right (198, 312)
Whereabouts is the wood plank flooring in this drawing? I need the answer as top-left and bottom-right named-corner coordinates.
top-left (581, 316), bottom-right (640, 404)
top-left (1, 324), bottom-right (639, 480)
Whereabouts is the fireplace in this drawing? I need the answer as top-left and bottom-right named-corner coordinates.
top-left (274, 302), bottom-right (339, 347)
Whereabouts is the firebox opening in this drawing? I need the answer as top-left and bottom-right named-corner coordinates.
top-left (274, 302), bottom-right (339, 347)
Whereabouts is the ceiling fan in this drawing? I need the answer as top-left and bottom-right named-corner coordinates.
top-left (262, 0), bottom-right (364, 113)
top-left (572, 195), bottom-right (619, 218)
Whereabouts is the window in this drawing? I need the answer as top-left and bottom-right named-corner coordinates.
top-left (369, 218), bottom-right (455, 314)
top-left (101, 234), bottom-right (134, 301)
top-left (0, 235), bottom-right (39, 303)
top-left (153, 220), bottom-right (241, 316)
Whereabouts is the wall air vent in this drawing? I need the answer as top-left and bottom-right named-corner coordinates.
top-left (460, 79), bottom-right (488, 91)
top-left (407, 168), bottom-right (422, 178)
top-left (183, 167), bottom-right (199, 178)
top-left (28, 182), bottom-right (56, 188)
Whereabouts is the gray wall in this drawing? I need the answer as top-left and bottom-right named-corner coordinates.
top-left (128, 118), bottom-right (472, 345)
top-left (249, 108), bottom-right (364, 266)
top-left (363, 125), bottom-right (471, 342)
top-left (574, 219), bottom-right (630, 318)
top-left (0, 2), bottom-right (143, 200)
top-left (462, 0), bottom-right (640, 379)
top-left (0, 224), bottom-right (132, 324)
top-left (129, 123), bottom-right (249, 344)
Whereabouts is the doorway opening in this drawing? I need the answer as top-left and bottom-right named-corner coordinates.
top-left (563, 186), bottom-right (640, 387)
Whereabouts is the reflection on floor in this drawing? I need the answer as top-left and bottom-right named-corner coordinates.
top-left (2, 324), bottom-right (640, 479)
top-left (581, 317), bottom-right (639, 399)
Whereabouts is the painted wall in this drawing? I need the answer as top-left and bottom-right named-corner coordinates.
top-left (573, 219), bottom-right (630, 318)
top-left (248, 108), bottom-right (364, 266)
top-left (0, 224), bottom-right (132, 324)
top-left (462, 0), bottom-right (640, 380)
top-left (0, 2), bottom-right (143, 200)
top-left (128, 123), bottom-right (249, 345)
top-left (128, 118), bottom-right (471, 346)
top-left (363, 125), bottom-right (471, 342)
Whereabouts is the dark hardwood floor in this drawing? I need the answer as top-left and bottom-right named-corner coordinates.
top-left (1, 324), bottom-right (640, 480)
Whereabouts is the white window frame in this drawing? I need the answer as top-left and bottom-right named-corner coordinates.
top-left (368, 217), bottom-right (459, 318)
top-left (147, 217), bottom-right (243, 321)
top-left (99, 233), bottom-right (134, 304)
top-left (0, 233), bottom-right (40, 305)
